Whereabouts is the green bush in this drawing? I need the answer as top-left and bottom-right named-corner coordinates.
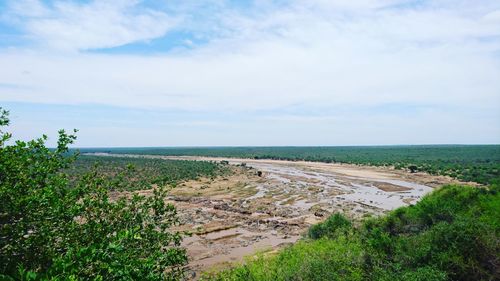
top-left (363, 185), bottom-right (499, 281)
top-left (204, 234), bottom-right (364, 281)
top-left (372, 266), bottom-right (447, 281)
top-left (308, 213), bottom-right (351, 239)
top-left (0, 109), bottom-right (187, 280)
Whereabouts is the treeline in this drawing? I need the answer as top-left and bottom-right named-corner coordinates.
top-left (67, 155), bottom-right (229, 191)
top-left (205, 184), bottom-right (500, 281)
top-left (79, 146), bottom-right (500, 185)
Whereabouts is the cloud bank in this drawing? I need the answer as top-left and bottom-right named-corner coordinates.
top-left (0, 0), bottom-right (499, 145)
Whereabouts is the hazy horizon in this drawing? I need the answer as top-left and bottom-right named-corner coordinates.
top-left (75, 144), bottom-right (500, 149)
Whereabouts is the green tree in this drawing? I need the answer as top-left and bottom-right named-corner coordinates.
top-left (0, 108), bottom-right (187, 280)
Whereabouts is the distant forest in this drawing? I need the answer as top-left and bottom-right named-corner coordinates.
top-left (79, 145), bottom-right (500, 185)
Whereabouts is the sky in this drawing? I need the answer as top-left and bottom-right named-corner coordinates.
top-left (0, 0), bottom-right (499, 147)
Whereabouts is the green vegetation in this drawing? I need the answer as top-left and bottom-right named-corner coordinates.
top-left (205, 184), bottom-right (500, 281)
top-left (0, 109), bottom-right (188, 280)
top-left (79, 146), bottom-right (500, 185)
top-left (67, 155), bottom-right (228, 191)
top-left (308, 213), bottom-right (351, 240)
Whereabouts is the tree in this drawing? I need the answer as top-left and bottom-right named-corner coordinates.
top-left (0, 108), bottom-right (187, 280)
top-left (408, 165), bottom-right (418, 173)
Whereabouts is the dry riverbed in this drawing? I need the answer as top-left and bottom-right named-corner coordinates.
top-left (95, 154), bottom-right (463, 278)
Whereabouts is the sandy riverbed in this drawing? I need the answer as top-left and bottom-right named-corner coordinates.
top-left (93, 153), bottom-right (463, 277)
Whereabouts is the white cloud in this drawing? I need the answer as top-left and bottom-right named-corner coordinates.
top-left (1, 0), bottom-right (499, 144)
top-left (1, 39), bottom-right (497, 112)
top-left (483, 9), bottom-right (500, 23)
top-left (8, 0), bottom-right (51, 18)
top-left (4, 0), bottom-right (178, 51)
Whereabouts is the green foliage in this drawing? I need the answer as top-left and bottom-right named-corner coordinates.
top-left (362, 185), bottom-right (499, 281)
top-left (67, 155), bottom-right (228, 191)
top-left (206, 185), bottom-right (500, 281)
top-left (308, 213), bottom-right (351, 239)
top-left (79, 146), bottom-right (500, 185)
top-left (204, 235), bottom-right (364, 281)
top-left (0, 108), bottom-right (187, 280)
top-left (372, 266), bottom-right (447, 281)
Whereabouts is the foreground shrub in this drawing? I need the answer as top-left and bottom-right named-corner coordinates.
top-left (308, 213), bottom-right (351, 239)
top-left (204, 234), bottom-right (364, 281)
top-left (371, 266), bottom-right (447, 281)
top-left (0, 109), bottom-right (187, 280)
top-left (362, 185), bottom-right (499, 281)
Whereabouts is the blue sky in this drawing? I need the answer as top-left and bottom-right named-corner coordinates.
top-left (0, 0), bottom-right (499, 146)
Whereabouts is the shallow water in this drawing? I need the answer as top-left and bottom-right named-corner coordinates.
top-left (235, 160), bottom-right (432, 210)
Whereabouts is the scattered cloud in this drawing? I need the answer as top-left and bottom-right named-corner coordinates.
top-left (0, 0), bottom-right (499, 145)
top-left (3, 0), bottom-right (178, 51)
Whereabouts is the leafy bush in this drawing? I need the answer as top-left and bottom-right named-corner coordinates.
top-left (362, 185), bottom-right (499, 281)
top-left (372, 266), bottom-right (447, 281)
top-left (308, 213), bottom-right (351, 239)
top-left (0, 109), bottom-right (187, 280)
top-left (204, 234), bottom-right (364, 281)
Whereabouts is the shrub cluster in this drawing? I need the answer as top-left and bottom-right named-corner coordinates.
top-left (307, 213), bottom-right (351, 239)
